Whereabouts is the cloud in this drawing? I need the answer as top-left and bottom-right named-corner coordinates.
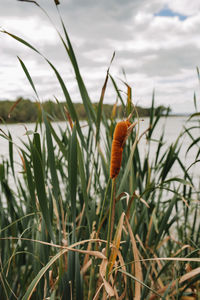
top-left (0, 0), bottom-right (199, 113)
top-left (167, 0), bottom-right (200, 16)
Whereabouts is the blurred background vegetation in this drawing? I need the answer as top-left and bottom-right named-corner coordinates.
top-left (0, 97), bottom-right (171, 123)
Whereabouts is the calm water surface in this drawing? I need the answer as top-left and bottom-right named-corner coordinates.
top-left (0, 116), bottom-right (199, 183)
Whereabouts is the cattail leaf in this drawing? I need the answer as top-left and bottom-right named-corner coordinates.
top-left (33, 132), bottom-right (42, 159)
top-left (122, 81), bottom-right (132, 115)
top-left (96, 70), bottom-right (109, 145)
top-left (43, 111), bottom-right (61, 204)
top-left (109, 74), bottom-right (125, 107)
top-left (47, 120), bottom-right (68, 159)
top-left (31, 135), bottom-right (55, 242)
top-left (96, 53), bottom-right (114, 145)
top-left (0, 213), bottom-right (39, 233)
top-left (69, 125), bottom-right (77, 226)
top-left (2, 30), bottom-right (40, 54)
top-left (148, 89), bottom-right (155, 138)
top-left (22, 249), bottom-right (68, 300)
top-left (2, 29), bottom-right (86, 148)
top-left (8, 132), bottom-right (15, 179)
top-left (187, 112), bottom-right (200, 121)
top-left (75, 252), bottom-right (83, 300)
top-left (58, 17), bottom-right (96, 125)
top-left (77, 142), bottom-right (91, 232)
top-left (17, 57), bottom-right (39, 100)
top-left (154, 195), bottom-right (177, 247)
top-left (45, 58), bottom-right (86, 149)
top-left (162, 177), bottom-right (193, 187)
top-left (23, 152), bottom-right (36, 210)
top-left (0, 163), bottom-right (4, 181)
top-left (193, 92), bottom-right (197, 111)
top-left (186, 136), bottom-right (200, 155)
top-left (160, 143), bottom-right (180, 181)
top-left (97, 143), bottom-right (109, 180)
top-left (17, 0), bottom-right (39, 4)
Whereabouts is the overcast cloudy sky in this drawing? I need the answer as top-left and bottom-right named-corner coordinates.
top-left (0, 0), bottom-right (200, 113)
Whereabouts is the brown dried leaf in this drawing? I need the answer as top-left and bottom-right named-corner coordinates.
top-left (99, 255), bottom-right (107, 278)
top-left (64, 106), bottom-right (73, 130)
top-left (18, 150), bottom-right (26, 172)
top-left (179, 267), bottom-right (200, 284)
top-left (116, 192), bottom-right (130, 205)
top-left (108, 212), bottom-right (125, 273)
top-left (180, 296), bottom-right (196, 300)
top-left (102, 277), bottom-right (115, 297)
top-left (93, 283), bottom-right (104, 300)
top-left (134, 191), bottom-right (150, 208)
top-left (149, 266), bottom-right (200, 299)
top-left (111, 98), bottom-right (118, 119)
top-left (122, 121), bottom-right (138, 147)
top-left (81, 259), bottom-right (91, 275)
top-left (68, 248), bottom-right (106, 259)
top-left (125, 216), bottom-right (143, 299)
top-left (8, 98), bottom-right (22, 118)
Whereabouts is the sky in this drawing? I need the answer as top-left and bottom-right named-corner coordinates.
top-left (0, 0), bottom-right (200, 114)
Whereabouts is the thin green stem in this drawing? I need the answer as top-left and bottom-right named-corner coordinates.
top-left (106, 178), bottom-right (115, 280)
top-left (97, 177), bottom-right (111, 234)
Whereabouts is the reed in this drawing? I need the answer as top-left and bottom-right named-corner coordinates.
top-left (0, 2), bottom-right (199, 299)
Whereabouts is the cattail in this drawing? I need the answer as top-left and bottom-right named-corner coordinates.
top-left (110, 120), bottom-right (131, 179)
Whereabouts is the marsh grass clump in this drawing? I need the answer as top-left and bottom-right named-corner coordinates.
top-left (0, 1), bottom-right (200, 299)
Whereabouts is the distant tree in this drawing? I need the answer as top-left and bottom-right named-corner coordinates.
top-left (0, 97), bottom-right (171, 123)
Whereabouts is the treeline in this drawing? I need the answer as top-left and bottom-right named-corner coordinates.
top-left (0, 97), bottom-right (170, 123)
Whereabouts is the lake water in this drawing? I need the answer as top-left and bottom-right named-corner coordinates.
top-left (0, 116), bottom-right (199, 186)
top-left (0, 116), bottom-right (199, 232)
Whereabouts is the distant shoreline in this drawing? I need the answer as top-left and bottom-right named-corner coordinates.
top-left (0, 97), bottom-right (193, 124)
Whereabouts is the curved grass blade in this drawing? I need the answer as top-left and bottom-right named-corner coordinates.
top-left (47, 121), bottom-right (68, 159)
top-left (189, 112), bottom-right (200, 123)
top-left (96, 53), bottom-right (115, 145)
top-left (22, 248), bottom-right (68, 300)
top-left (118, 269), bottom-right (162, 298)
top-left (160, 143), bottom-right (181, 182)
top-left (186, 136), bottom-right (200, 154)
top-left (0, 212), bottom-right (39, 233)
top-left (56, 10), bottom-right (96, 124)
top-left (45, 58), bottom-right (86, 149)
top-left (109, 74), bottom-right (125, 107)
top-left (2, 29), bottom-right (86, 149)
top-left (17, 56), bottom-right (39, 100)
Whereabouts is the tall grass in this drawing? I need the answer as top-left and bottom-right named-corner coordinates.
top-left (0, 1), bottom-right (200, 299)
